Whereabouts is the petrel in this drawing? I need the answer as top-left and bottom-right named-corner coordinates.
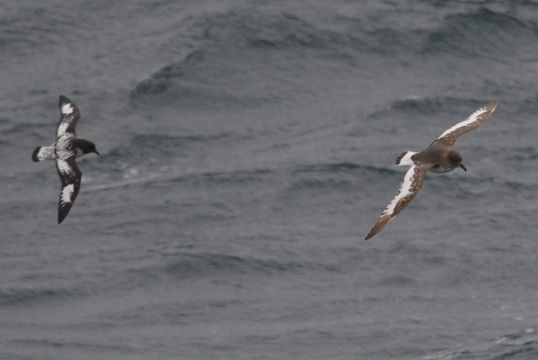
top-left (365, 101), bottom-right (497, 240)
top-left (32, 95), bottom-right (100, 223)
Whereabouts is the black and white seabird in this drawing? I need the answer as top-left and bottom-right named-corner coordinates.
top-left (365, 101), bottom-right (497, 240)
top-left (32, 95), bottom-right (99, 223)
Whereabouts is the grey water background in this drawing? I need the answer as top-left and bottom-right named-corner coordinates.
top-left (1, 1), bottom-right (537, 359)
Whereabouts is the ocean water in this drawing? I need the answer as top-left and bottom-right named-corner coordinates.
top-left (1, 1), bottom-right (538, 359)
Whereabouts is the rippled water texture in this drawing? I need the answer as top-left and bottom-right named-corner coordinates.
top-left (1, 1), bottom-right (537, 359)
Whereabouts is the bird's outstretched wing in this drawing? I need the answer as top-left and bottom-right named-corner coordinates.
top-left (32, 146), bottom-right (56, 162)
top-left (434, 101), bottom-right (497, 146)
top-left (365, 164), bottom-right (431, 240)
top-left (56, 157), bottom-right (82, 224)
top-left (56, 95), bottom-right (80, 138)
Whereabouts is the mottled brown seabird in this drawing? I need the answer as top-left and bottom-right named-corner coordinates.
top-left (365, 101), bottom-right (497, 240)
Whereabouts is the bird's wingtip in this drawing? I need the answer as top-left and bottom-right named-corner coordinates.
top-left (59, 95), bottom-right (70, 104)
top-left (58, 211), bottom-right (67, 224)
top-left (486, 100), bottom-right (498, 110)
top-left (31, 147), bottom-right (40, 162)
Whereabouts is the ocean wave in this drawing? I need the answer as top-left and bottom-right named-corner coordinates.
top-left (106, 133), bottom-right (231, 160)
top-left (0, 286), bottom-right (85, 306)
top-left (0, 7), bottom-right (69, 54)
top-left (179, 168), bottom-right (272, 185)
top-left (131, 50), bottom-right (205, 98)
top-left (84, 164), bottom-right (274, 194)
top-left (163, 252), bottom-right (306, 278)
top-left (368, 96), bottom-right (486, 119)
top-left (293, 162), bottom-right (397, 175)
top-left (422, 8), bottom-right (538, 56)
top-left (4, 122), bottom-right (49, 137)
top-left (129, 50), bottom-right (285, 109)
top-left (283, 162), bottom-right (395, 191)
top-left (129, 8), bottom-right (418, 108)
top-left (284, 178), bottom-right (354, 193)
top-left (504, 146), bottom-right (538, 161)
top-left (130, 6), bottom-right (538, 111)
top-left (422, 330), bottom-right (538, 360)
top-left (197, 11), bottom-right (347, 50)
top-left (277, 163), bottom-right (396, 203)
top-left (83, 133), bottom-right (236, 192)
top-left (517, 96), bottom-right (538, 115)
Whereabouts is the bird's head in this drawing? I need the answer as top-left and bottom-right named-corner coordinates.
top-left (74, 139), bottom-right (100, 156)
top-left (447, 150), bottom-right (466, 171)
top-left (82, 141), bottom-right (100, 155)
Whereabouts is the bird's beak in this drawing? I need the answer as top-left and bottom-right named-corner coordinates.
top-left (460, 163), bottom-right (467, 172)
top-left (94, 150), bottom-right (100, 156)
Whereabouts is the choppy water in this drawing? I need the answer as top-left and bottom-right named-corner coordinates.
top-left (1, 1), bottom-right (538, 359)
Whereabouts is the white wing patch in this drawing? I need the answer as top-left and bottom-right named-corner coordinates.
top-left (56, 156), bottom-right (81, 223)
top-left (57, 121), bottom-right (71, 137)
top-left (57, 159), bottom-right (74, 176)
top-left (437, 105), bottom-right (490, 139)
top-left (57, 97), bottom-right (79, 137)
top-left (61, 103), bottom-right (73, 115)
top-left (396, 151), bottom-right (417, 166)
top-left (384, 165), bottom-right (417, 216)
top-left (61, 184), bottom-right (75, 204)
top-left (365, 164), bottom-right (430, 240)
top-left (34, 146), bottom-right (56, 161)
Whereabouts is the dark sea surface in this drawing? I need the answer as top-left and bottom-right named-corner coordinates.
top-left (1, 1), bottom-right (538, 359)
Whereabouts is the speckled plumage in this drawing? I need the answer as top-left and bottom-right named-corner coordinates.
top-left (365, 101), bottom-right (497, 240)
top-left (32, 95), bottom-right (99, 223)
